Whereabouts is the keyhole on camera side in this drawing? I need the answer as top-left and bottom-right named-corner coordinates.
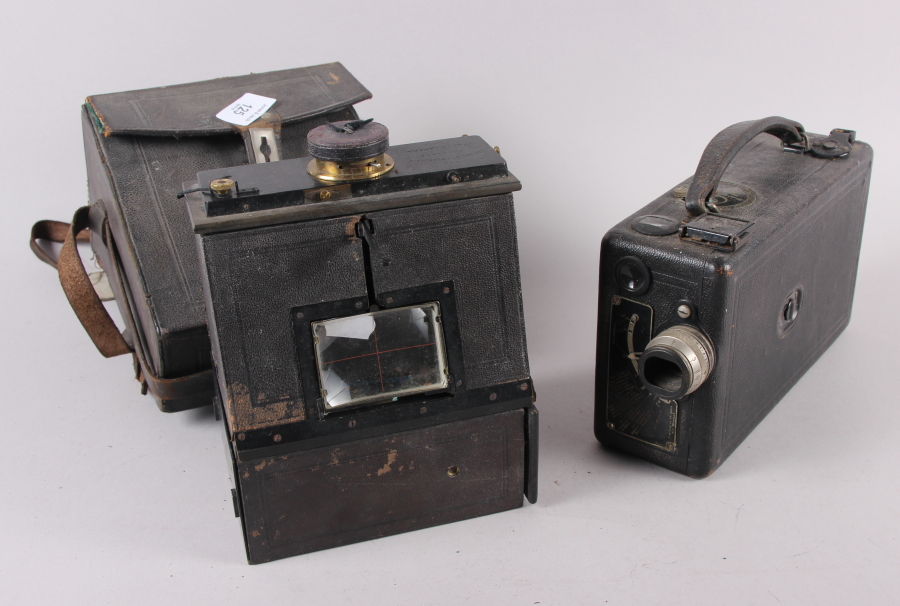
top-left (779, 288), bottom-right (802, 334)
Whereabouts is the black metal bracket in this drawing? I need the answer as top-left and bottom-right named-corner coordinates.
top-left (679, 213), bottom-right (754, 252)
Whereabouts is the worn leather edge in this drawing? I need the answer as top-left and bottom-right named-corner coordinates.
top-left (85, 63), bottom-right (372, 137)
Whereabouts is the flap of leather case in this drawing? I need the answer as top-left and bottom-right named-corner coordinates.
top-left (85, 62), bottom-right (371, 137)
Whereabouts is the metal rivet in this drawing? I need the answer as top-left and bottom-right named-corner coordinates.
top-left (237, 433), bottom-right (245, 441)
top-left (447, 466), bottom-right (460, 477)
top-left (273, 434), bottom-right (282, 443)
top-left (443, 286), bottom-right (450, 294)
top-left (348, 420), bottom-right (356, 428)
top-left (666, 442), bottom-right (675, 451)
top-left (489, 393), bottom-right (497, 401)
top-left (607, 422), bottom-right (614, 430)
top-left (493, 146), bottom-right (501, 154)
top-left (677, 304), bottom-right (691, 319)
top-left (296, 311), bottom-right (304, 319)
top-left (822, 140), bottom-right (838, 149)
top-left (519, 383), bottom-right (529, 391)
top-left (420, 407), bottom-right (427, 414)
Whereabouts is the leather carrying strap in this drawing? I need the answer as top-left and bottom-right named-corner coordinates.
top-left (57, 207), bottom-right (132, 357)
top-left (685, 116), bottom-right (806, 216)
top-left (31, 209), bottom-right (215, 404)
top-left (30, 219), bottom-right (90, 269)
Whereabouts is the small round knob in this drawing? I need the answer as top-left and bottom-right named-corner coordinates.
top-left (209, 178), bottom-right (235, 195)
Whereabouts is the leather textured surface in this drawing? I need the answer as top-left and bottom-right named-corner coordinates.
top-left (83, 91), bottom-right (359, 410)
top-left (237, 409), bottom-right (525, 563)
top-left (369, 194), bottom-right (530, 389)
top-left (595, 132), bottom-right (872, 477)
top-left (86, 63), bottom-right (371, 137)
top-left (200, 216), bottom-right (367, 432)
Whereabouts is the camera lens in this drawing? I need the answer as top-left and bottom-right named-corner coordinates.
top-left (638, 325), bottom-right (714, 400)
top-left (615, 256), bottom-right (650, 295)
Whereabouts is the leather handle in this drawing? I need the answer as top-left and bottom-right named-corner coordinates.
top-left (685, 116), bottom-right (807, 216)
top-left (57, 207), bottom-right (133, 358)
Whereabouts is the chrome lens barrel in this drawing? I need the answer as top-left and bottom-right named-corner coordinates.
top-left (638, 325), bottom-right (715, 399)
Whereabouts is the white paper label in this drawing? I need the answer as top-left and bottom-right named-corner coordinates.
top-left (215, 93), bottom-right (276, 126)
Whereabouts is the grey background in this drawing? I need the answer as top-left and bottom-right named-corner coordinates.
top-left (2, 1), bottom-right (898, 604)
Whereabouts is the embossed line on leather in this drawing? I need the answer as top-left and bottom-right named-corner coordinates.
top-left (87, 63), bottom-right (371, 136)
top-left (369, 194), bottom-right (530, 389)
top-left (202, 217), bottom-right (367, 432)
top-left (238, 409), bottom-right (524, 561)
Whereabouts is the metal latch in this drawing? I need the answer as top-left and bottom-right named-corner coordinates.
top-left (679, 213), bottom-right (754, 252)
top-left (809, 129), bottom-right (855, 158)
top-left (784, 128), bottom-right (855, 158)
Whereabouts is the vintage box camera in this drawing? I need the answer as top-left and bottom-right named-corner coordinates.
top-left (594, 117), bottom-right (872, 477)
top-left (185, 120), bottom-right (537, 563)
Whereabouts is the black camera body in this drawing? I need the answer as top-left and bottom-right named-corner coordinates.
top-left (594, 117), bottom-right (872, 477)
top-left (186, 122), bottom-right (537, 563)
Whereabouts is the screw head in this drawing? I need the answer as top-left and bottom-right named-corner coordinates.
top-left (822, 140), bottom-right (838, 149)
top-left (612, 296), bottom-right (622, 305)
top-left (489, 393), bottom-right (497, 401)
top-left (210, 178), bottom-right (235, 194)
top-left (443, 286), bottom-right (450, 294)
top-left (273, 434), bottom-right (282, 443)
top-left (493, 146), bottom-right (501, 154)
top-left (237, 433), bottom-right (245, 441)
top-left (355, 301), bottom-right (363, 309)
top-left (677, 304), bottom-right (692, 319)
top-left (666, 442), bottom-right (675, 451)
top-left (296, 311), bottom-right (304, 319)
top-left (348, 420), bottom-right (357, 428)
top-left (386, 297), bottom-right (393, 304)
top-left (420, 406), bottom-right (427, 414)
top-left (520, 382), bottom-right (529, 391)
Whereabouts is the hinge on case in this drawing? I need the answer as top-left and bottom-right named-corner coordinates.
top-left (679, 213), bottom-right (754, 252)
